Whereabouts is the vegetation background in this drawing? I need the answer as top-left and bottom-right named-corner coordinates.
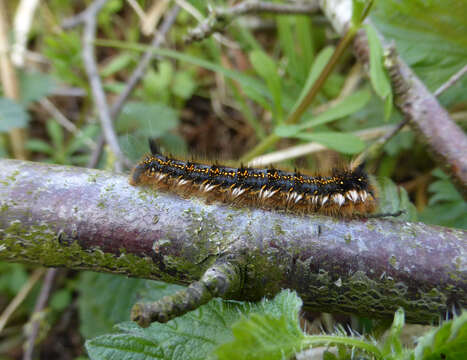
top-left (0, 0), bottom-right (466, 359)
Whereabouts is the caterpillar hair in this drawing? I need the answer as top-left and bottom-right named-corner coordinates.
top-left (130, 140), bottom-right (377, 217)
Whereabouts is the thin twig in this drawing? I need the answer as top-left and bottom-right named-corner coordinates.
top-left (434, 64), bottom-right (467, 97)
top-left (22, 268), bottom-right (59, 360)
top-left (110, 5), bottom-right (180, 119)
top-left (185, 0), bottom-right (320, 44)
top-left (87, 4), bottom-right (180, 168)
top-left (0, 269), bottom-right (46, 333)
top-left (39, 98), bottom-right (97, 150)
top-left (82, 0), bottom-right (129, 171)
top-left (249, 125), bottom-right (398, 167)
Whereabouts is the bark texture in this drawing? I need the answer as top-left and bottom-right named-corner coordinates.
top-left (0, 159), bottom-right (466, 323)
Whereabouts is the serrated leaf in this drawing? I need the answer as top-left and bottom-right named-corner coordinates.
top-left (372, 0), bottom-right (467, 104)
top-left (0, 98), bottom-right (30, 132)
top-left (86, 299), bottom-right (247, 360)
top-left (249, 50), bottom-right (283, 122)
top-left (86, 290), bottom-right (303, 360)
top-left (428, 180), bottom-right (463, 205)
top-left (216, 313), bottom-right (305, 360)
top-left (295, 132), bottom-right (366, 154)
top-left (216, 291), bottom-right (304, 360)
top-left (414, 311), bottom-right (467, 360)
top-left (364, 24), bottom-right (393, 120)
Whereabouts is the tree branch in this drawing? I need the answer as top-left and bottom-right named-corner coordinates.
top-left (319, 0), bottom-right (467, 199)
top-left (0, 160), bottom-right (465, 324)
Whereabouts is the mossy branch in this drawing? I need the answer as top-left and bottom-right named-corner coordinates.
top-left (0, 160), bottom-right (466, 324)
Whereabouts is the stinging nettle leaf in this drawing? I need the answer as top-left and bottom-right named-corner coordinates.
top-left (86, 290), bottom-right (304, 360)
top-left (371, 0), bottom-right (467, 105)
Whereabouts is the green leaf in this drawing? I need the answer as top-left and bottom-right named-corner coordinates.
top-left (46, 120), bottom-right (64, 152)
top-left (277, 16), bottom-right (300, 80)
top-left (78, 273), bottom-right (181, 339)
top-left (414, 311), bottom-right (467, 360)
top-left (96, 39), bottom-right (271, 103)
top-left (292, 46), bottom-right (334, 112)
top-left (351, 0), bottom-right (368, 28)
top-left (249, 50), bottom-right (283, 122)
top-left (381, 308), bottom-right (404, 357)
top-left (50, 289), bottom-right (72, 312)
top-left (216, 313), bottom-right (305, 360)
top-left (295, 132), bottom-right (366, 154)
top-left (303, 89), bottom-right (371, 128)
top-left (116, 101), bottom-right (179, 137)
top-left (86, 290), bottom-right (303, 360)
top-left (43, 31), bottom-right (86, 88)
top-left (172, 71), bottom-right (197, 100)
top-left (276, 90), bottom-right (371, 138)
top-left (0, 98), bottom-right (30, 132)
top-left (420, 169), bottom-right (466, 229)
top-left (372, 0), bottom-right (467, 105)
top-left (377, 177), bottom-right (417, 221)
top-left (19, 71), bottom-right (57, 105)
top-left (0, 263), bottom-right (28, 295)
top-left (364, 24), bottom-right (393, 119)
top-left (216, 291), bottom-right (304, 360)
top-left (66, 124), bottom-right (99, 155)
top-left (86, 299), bottom-right (244, 360)
top-left (100, 53), bottom-right (134, 77)
top-left (296, 16), bottom-right (314, 78)
top-left (26, 139), bottom-right (54, 155)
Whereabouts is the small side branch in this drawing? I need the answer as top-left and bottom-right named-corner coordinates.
top-left (81, 0), bottom-right (130, 171)
top-left (132, 261), bottom-right (242, 327)
top-left (87, 4), bottom-right (180, 168)
top-left (0, 160), bottom-right (466, 324)
top-left (186, 0), bottom-right (320, 43)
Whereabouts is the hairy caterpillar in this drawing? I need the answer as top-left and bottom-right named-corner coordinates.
top-left (130, 140), bottom-right (377, 217)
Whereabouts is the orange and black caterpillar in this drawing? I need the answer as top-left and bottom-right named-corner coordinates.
top-left (130, 140), bottom-right (377, 217)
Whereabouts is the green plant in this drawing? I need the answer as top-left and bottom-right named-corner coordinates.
top-left (86, 290), bottom-right (467, 360)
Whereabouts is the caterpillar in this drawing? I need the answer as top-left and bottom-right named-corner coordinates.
top-left (130, 140), bottom-right (377, 217)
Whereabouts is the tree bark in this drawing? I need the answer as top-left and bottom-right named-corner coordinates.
top-left (0, 159), bottom-right (465, 323)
